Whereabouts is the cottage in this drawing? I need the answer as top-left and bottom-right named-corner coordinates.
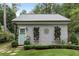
top-left (12, 14), bottom-right (70, 45)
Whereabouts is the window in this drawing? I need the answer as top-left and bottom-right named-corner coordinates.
top-left (20, 29), bottom-right (25, 34)
top-left (54, 26), bottom-right (61, 40)
top-left (33, 27), bottom-right (39, 42)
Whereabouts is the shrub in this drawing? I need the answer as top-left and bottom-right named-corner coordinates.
top-left (24, 44), bottom-right (79, 50)
top-left (70, 45), bottom-right (79, 50)
top-left (0, 36), bottom-right (6, 43)
top-left (4, 32), bottom-right (15, 41)
top-left (24, 45), bottom-right (33, 50)
top-left (0, 31), bottom-right (15, 42)
top-left (34, 45), bottom-right (51, 49)
top-left (24, 40), bottom-right (30, 45)
top-left (70, 32), bottom-right (78, 45)
top-left (11, 40), bottom-right (18, 48)
top-left (24, 45), bottom-right (63, 50)
top-left (0, 31), bottom-right (15, 43)
top-left (0, 32), bottom-right (7, 43)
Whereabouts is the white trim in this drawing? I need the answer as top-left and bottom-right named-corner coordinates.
top-left (19, 26), bottom-right (26, 34)
top-left (18, 26), bottom-right (26, 45)
top-left (14, 22), bottom-right (70, 25)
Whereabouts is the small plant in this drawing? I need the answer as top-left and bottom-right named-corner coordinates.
top-left (11, 40), bottom-right (18, 48)
top-left (24, 39), bottom-right (30, 45)
top-left (24, 45), bottom-right (33, 50)
top-left (70, 32), bottom-right (78, 45)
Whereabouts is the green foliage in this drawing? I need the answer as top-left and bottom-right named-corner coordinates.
top-left (24, 45), bottom-right (33, 50)
top-left (0, 23), bottom-right (2, 31)
top-left (0, 4), bottom-right (16, 33)
top-left (11, 40), bottom-right (18, 48)
top-left (32, 3), bottom-right (79, 33)
top-left (24, 45), bottom-right (79, 50)
top-left (6, 7), bottom-right (16, 33)
top-left (33, 3), bottom-right (54, 14)
top-left (0, 36), bottom-right (6, 43)
top-left (70, 32), bottom-right (78, 45)
top-left (24, 40), bottom-right (30, 45)
top-left (33, 4), bottom-right (42, 14)
top-left (0, 31), bottom-right (15, 43)
top-left (5, 32), bottom-right (15, 41)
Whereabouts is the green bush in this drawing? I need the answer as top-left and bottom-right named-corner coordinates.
top-left (0, 32), bottom-right (7, 43)
top-left (24, 40), bottom-right (30, 45)
top-left (24, 45), bottom-right (62, 50)
top-left (0, 36), bottom-right (6, 43)
top-left (70, 32), bottom-right (78, 45)
top-left (34, 45), bottom-right (51, 49)
top-left (24, 45), bottom-right (33, 50)
top-left (5, 32), bottom-right (15, 41)
top-left (0, 31), bottom-right (15, 43)
top-left (11, 40), bottom-right (18, 48)
top-left (69, 45), bottom-right (79, 49)
top-left (24, 45), bottom-right (79, 50)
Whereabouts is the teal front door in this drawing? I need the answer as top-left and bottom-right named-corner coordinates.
top-left (18, 27), bottom-right (26, 45)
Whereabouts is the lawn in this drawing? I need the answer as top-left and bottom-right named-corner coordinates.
top-left (14, 49), bottom-right (79, 56)
top-left (0, 42), bottom-right (79, 56)
top-left (0, 49), bottom-right (79, 56)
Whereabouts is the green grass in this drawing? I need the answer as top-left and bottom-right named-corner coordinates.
top-left (0, 42), bottom-right (79, 56)
top-left (15, 49), bottom-right (79, 56)
top-left (0, 48), bottom-right (79, 56)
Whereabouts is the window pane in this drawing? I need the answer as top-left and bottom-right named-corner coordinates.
top-left (20, 29), bottom-right (25, 34)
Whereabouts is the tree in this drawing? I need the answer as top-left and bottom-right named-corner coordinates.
top-left (33, 3), bottom-right (79, 33)
top-left (33, 4), bottom-right (42, 14)
top-left (70, 32), bottom-right (78, 45)
top-left (20, 10), bottom-right (27, 15)
top-left (6, 6), bottom-right (16, 33)
top-left (33, 3), bottom-right (55, 14)
top-left (0, 4), bottom-right (16, 33)
top-left (0, 4), bottom-right (3, 25)
top-left (12, 3), bottom-right (20, 17)
top-left (69, 4), bottom-right (79, 32)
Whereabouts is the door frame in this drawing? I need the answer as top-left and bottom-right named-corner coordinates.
top-left (18, 26), bottom-right (26, 45)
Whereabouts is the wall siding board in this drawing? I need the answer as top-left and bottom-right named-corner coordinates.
top-left (17, 24), bottom-right (68, 45)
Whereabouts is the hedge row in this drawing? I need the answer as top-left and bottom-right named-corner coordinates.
top-left (24, 45), bottom-right (79, 50)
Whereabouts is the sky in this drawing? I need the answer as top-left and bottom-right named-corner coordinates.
top-left (16, 3), bottom-right (37, 16)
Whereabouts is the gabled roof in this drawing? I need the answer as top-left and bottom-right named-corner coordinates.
top-left (12, 14), bottom-right (70, 22)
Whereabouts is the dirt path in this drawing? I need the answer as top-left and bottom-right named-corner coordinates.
top-left (0, 42), bottom-right (24, 55)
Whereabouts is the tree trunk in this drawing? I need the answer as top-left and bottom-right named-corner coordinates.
top-left (3, 3), bottom-right (7, 32)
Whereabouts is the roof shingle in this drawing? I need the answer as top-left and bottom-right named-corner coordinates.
top-left (12, 14), bottom-right (70, 22)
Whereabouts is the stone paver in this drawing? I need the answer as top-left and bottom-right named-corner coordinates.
top-left (10, 53), bottom-right (16, 56)
top-left (0, 49), bottom-right (6, 53)
top-left (6, 51), bottom-right (12, 53)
